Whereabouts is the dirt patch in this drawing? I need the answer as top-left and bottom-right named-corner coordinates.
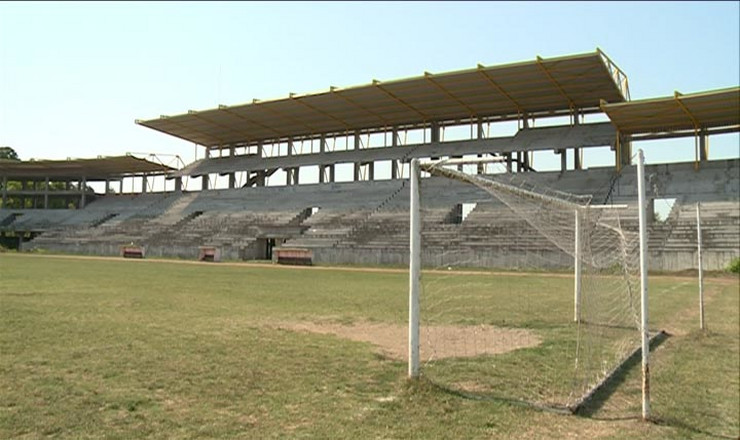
top-left (272, 320), bottom-right (541, 361)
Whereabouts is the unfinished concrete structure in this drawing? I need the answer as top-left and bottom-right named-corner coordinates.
top-left (2, 50), bottom-right (738, 269)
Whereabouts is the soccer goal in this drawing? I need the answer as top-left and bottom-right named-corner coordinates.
top-left (408, 153), bottom-right (654, 417)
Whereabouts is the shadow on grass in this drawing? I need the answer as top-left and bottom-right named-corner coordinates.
top-left (574, 332), bottom-right (737, 439)
top-left (406, 375), bottom-right (572, 415)
top-left (407, 333), bottom-right (736, 439)
top-left (650, 416), bottom-right (739, 440)
top-left (574, 330), bottom-right (669, 419)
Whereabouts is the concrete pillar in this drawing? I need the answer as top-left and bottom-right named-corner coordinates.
top-left (476, 120), bottom-right (485, 174)
top-left (367, 162), bottom-right (374, 180)
top-left (573, 114), bottom-right (583, 171)
top-left (354, 132), bottom-right (361, 181)
top-left (319, 136), bottom-right (326, 183)
top-left (44, 177), bottom-right (49, 209)
top-left (505, 153), bottom-right (513, 173)
top-left (80, 177), bottom-right (87, 208)
top-left (293, 167), bottom-right (300, 185)
top-left (229, 173), bottom-right (236, 189)
top-left (288, 139), bottom-right (293, 157)
top-left (431, 122), bottom-right (440, 143)
top-left (119, 180), bottom-right (124, 194)
top-left (2, 176), bottom-right (7, 208)
top-left (286, 168), bottom-right (299, 186)
top-left (105, 179), bottom-right (110, 194)
top-left (329, 165), bottom-right (335, 183)
top-left (559, 149), bottom-right (567, 172)
top-left (523, 151), bottom-right (530, 171)
top-left (516, 152), bottom-right (522, 172)
top-left (391, 128), bottom-right (399, 179)
top-left (699, 132), bottom-right (708, 161)
top-left (258, 142), bottom-right (263, 158)
top-left (202, 148), bottom-right (211, 190)
top-left (615, 136), bottom-right (632, 169)
top-left (142, 175), bottom-right (148, 194)
top-left (175, 176), bottom-right (182, 192)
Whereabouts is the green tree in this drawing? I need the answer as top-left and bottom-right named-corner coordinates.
top-left (0, 146), bottom-right (20, 161)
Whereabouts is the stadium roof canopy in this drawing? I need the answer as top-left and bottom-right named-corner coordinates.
top-left (0, 155), bottom-right (176, 180)
top-left (601, 87), bottom-right (740, 136)
top-left (136, 49), bottom-right (629, 148)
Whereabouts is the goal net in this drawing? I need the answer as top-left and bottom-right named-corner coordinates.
top-left (411, 158), bottom-right (643, 412)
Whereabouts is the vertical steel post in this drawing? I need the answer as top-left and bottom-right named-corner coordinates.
top-left (574, 208), bottom-right (582, 323)
top-left (637, 149), bottom-right (650, 420)
top-left (697, 202), bottom-right (705, 330)
top-left (408, 159), bottom-right (421, 378)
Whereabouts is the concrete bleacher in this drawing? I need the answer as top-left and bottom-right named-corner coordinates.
top-left (649, 200), bottom-right (740, 270)
top-left (7, 159), bottom-right (738, 270)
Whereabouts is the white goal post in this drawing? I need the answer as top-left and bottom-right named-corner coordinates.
top-left (408, 151), bottom-right (652, 419)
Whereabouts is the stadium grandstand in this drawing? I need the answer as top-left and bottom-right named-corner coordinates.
top-left (1, 49), bottom-right (738, 269)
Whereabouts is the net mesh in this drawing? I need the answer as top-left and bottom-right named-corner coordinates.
top-left (417, 161), bottom-right (642, 412)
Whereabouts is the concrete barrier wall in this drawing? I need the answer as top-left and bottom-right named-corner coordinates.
top-left (649, 250), bottom-right (738, 272)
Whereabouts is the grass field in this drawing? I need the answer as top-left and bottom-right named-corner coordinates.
top-left (1, 253), bottom-right (738, 439)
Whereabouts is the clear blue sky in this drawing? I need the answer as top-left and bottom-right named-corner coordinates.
top-left (1, 1), bottom-right (738, 172)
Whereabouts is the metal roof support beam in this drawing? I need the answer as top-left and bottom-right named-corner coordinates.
top-left (373, 80), bottom-right (429, 120)
top-left (477, 65), bottom-right (525, 118)
top-left (221, 106), bottom-right (284, 139)
top-left (423, 72), bottom-right (476, 115)
top-left (674, 91), bottom-right (703, 169)
top-left (292, 95), bottom-right (352, 131)
top-left (331, 88), bottom-right (391, 127)
top-left (191, 112), bottom-right (251, 146)
top-left (259, 101), bottom-right (319, 135)
top-left (536, 56), bottom-right (577, 113)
